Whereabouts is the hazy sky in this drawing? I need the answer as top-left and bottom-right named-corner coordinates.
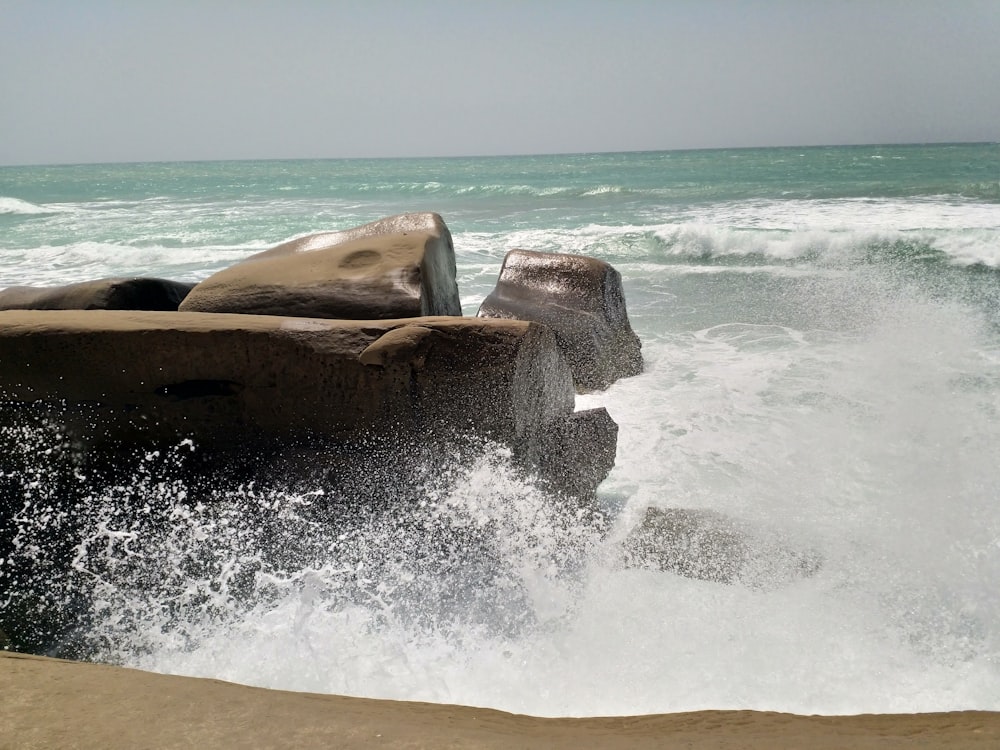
top-left (2, 0), bottom-right (998, 165)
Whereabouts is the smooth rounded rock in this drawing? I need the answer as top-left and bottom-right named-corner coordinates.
top-left (0, 310), bottom-right (567, 450)
top-left (180, 213), bottom-right (460, 319)
top-left (249, 212), bottom-right (453, 261)
top-left (478, 249), bottom-right (642, 391)
top-left (0, 277), bottom-right (194, 311)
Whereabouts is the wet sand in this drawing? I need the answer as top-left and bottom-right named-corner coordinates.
top-left (3, 651), bottom-right (999, 749)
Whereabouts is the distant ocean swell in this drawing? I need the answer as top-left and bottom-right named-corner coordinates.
top-left (0, 196), bottom-right (73, 216)
top-left (0, 231), bottom-right (997, 307)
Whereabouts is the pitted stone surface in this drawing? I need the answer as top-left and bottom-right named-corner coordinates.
top-left (478, 249), bottom-right (642, 391)
top-left (180, 213), bottom-right (460, 319)
top-left (0, 277), bottom-right (194, 311)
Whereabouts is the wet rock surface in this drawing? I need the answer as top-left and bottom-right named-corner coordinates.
top-left (0, 277), bottom-right (195, 311)
top-left (620, 506), bottom-right (822, 588)
top-left (180, 213), bottom-right (460, 319)
top-left (478, 249), bottom-right (643, 391)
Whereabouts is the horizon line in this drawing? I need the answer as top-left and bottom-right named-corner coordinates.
top-left (1, 140), bottom-right (996, 170)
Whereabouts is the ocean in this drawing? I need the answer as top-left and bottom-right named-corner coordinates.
top-left (2, 142), bottom-right (1000, 715)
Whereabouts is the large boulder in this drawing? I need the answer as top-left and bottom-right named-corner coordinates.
top-left (619, 507), bottom-right (821, 589)
top-left (0, 277), bottom-right (194, 311)
top-left (0, 310), bottom-right (612, 499)
top-left (247, 212), bottom-right (452, 261)
top-left (179, 213), bottom-right (461, 319)
top-left (0, 310), bottom-right (622, 655)
top-left (478, 249), bottom-right (642, 391)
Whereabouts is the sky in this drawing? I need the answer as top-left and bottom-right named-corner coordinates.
top-left (1, 0), bottom-right (998, 165)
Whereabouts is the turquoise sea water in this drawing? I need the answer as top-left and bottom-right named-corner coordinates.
top-left (2, 143), bottom-right (1000, 715)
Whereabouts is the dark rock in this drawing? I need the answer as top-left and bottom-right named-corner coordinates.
top-left (0, 277), bottom-right (195, 311)
top-left (521, 407), bottom-right (618, 501)
top-left (620, 507), bottom-right (822, 588)
top-left (0, 310), bottom-right (612, 500)
top-left (478, 249), bottom-right (642, 391)
top-left (180, 213), bottom-right (460, 319)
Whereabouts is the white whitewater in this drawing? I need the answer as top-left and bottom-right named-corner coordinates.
top-left (50, 262), bottom-right (996, 717)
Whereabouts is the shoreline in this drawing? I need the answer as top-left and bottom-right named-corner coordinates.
top-left (3, 652), bottom-right (999, 749)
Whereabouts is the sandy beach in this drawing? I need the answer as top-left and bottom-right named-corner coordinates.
top-left (3, 652), bottom-right (999, 749)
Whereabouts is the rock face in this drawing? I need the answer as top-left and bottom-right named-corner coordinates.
top-left (0, 277), bottom-right (195, 311)
top-left (180, 213), bottom-right (461, 319)
top-left (248, 212), bottom-right (452, 261)
top-left (522, 408), bottom-right (618, 501)
top-left (0, 309), bottom-right (623, 654)
top-left (620, 507), bottom-right (821, 589)
top-left (0, 310), bottom-right (612, 498)
top-left (478, 249), bottom-right (642, 391)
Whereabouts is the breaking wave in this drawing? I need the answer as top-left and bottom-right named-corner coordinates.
top-left (0, 197), bottom-right (71, 216)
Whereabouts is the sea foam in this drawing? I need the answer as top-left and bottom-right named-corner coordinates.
top-left (5, 276), bottom-right (999, 716)
top-left (0, 196), bottom-right (70, 216)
